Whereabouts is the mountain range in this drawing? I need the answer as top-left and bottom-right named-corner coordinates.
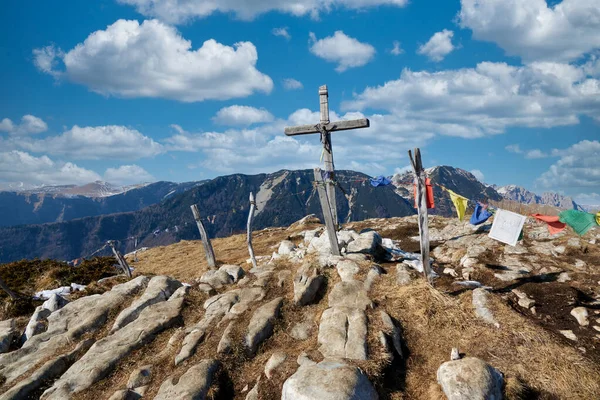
top-left (0, 166), bottom-right (587, 263)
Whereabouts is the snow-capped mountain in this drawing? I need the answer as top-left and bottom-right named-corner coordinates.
top-left (4, 181), bottom-right (151, 198)
top-left (491, 184), bottom-right (585, 211)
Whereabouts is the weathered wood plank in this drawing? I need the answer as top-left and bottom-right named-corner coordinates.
top-left (284, 119), bottom-right (370, 136)
top-left (409, 148), bottom-right (432, 284)
top-left (319, 85), bottom-right (338, 227)
top-left (190, 204), bottom-right (217, 269)
top-left (247, 192), bottom-right (257, 269)
top-left (108, 240), bottom-right (132, 278)
top-left (314, 168), bottom-right (341, 256)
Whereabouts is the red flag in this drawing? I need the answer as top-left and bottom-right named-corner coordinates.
top-left (531, 214), bottom-right (567, 235)
top-left (414, 178), bottom-right (435, 209)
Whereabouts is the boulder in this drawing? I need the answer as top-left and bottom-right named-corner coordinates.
top-left (380, 311), bottom-right (403, 358)
top-left (42, 294), bottom-right (69, 312)
top-left (437, 357), bottom-right (503, 400)
top-left (199, 270), bottom-right (234, 289)
top-left (336, 260), bottom-right (360, 282)
top-left (472, 289), bottom-right (500, 328)
top-left (318, 307), bottom-right (367, 360)
top-left (290, 311), bottom-right (315, 341)
top-left (154, 359), bottom-right (219, 400)
top-left (0, 319), bottom-right (15, 353)
top-left (328, 281), bottom-right (372, 310)
top-left (219, 265), bottom-right (245, 282)
top-left (282, 359), bottom-right (378, 400)
top-left (127, 365), bottom-right (153, 389)
top-left (346, 231), bottom-right (382, 255)
top-left (217, 321), bottom-right (235, 354)
top-left (23, 306), bottom-right (51, 342)
top-left (571, 307), bottom-right (589, 327)
top-left (396, 264), bottom-right (415, 286)
top-left (278, 240), bottom-right (297, 255)
top-left (265, 352), bottom-right (287, 379)
top-left (246, 297), bottom-right (283, 354)
top-left (364, 265), bottom-right (384, 291)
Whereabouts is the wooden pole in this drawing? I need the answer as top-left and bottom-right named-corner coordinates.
top-left (0, 276), bottom-right (21, 300)
top-left (107, 240), bottom-right (132, 278)
top-left (319, 85), bottom-right (338, 228)
top-left (408, 148), bottom-right (433, 284)
top-left (247, 192), bottom-right (258, 269)
top-left (190, 204), bottom-right (217, 269)
top-left (314, 168), bottom-right (341, 256)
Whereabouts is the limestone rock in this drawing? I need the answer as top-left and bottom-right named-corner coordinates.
top-left (336, 260), bottom-right (360, 282)
top-left (197, 283), bottom-right (216, 295)
top-left (282, 359), bottom-right (378, 400)
top-left (217, 321), bottom-right (235, 354)
top-left (265, 352), bottom-right (287, 379)
top-left (0, 276), bottom-right (149, 385)
top-left (112, 276), bottom-right (182, 333)
top-left (318, 307), bottom-right (367, 360)
top-left (278, 240), bottom-right (297, 255)
top-left (245, 378), bottom-right (260, 400)
top-left (23, 307), bottom-right (51, 342)
top-left (472, 289), bottom-right (500, 328)
top-left (437, 357), bottom-right (503, 400)
top-left (328, 281), bottom-right (372, 310)
top-left (293, 268), bottom-right (325, 306)
top-left (41, 286), bottom-right (187, 399)
top-left (277, 270), bottom-right (292, 287)
top-left (199, 270), bottom-right (233, 289)
top-left (106, 389), bottom-right (138, 400)
top-left (512, 289), bottom-right (535, 309)
top-left (364, 265), bottom-right (384, 291)
top-left (219, 264), bottom-right (245, 282)
top-left (42, 293), bottom-right (69, 312)
top-left (557, 272), bottom-right (571, 283)
top-left (380, 311), bottom-right (403, 358)
top-left (0, 319), bottom-right (15, 353)
top-left (443, 268), bottom-right (459, 278)
top-left (127, 365), bottom-right (153, 389)
top-left (346, 231), bottom-right (382, 255)
top-left (396, 264), bottom-right (414, 285)
top-left (571, 307), bottom-right (589, 327)
top-left (246, 297), bottom-right (283, 354)
top-left (290, 311), bottom-right (315, 340)
top-left (560, 330), bottom-right (577, 341)
top-left (154, 359), bottom-right (219, 400)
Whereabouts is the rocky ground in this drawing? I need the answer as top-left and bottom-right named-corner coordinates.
top-left (1, 214), bottom-right (599, 399)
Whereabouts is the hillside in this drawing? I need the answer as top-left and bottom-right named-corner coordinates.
top-left (0, 170), bottom-right (415, 263)
top-left (0, 180), bottom-right (204, 227)
top-left (0, 215), bottom-right (599, 399)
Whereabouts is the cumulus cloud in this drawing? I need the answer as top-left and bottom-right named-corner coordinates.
top-left (14, 125), bottom-right (164, 160)
top-left (0, 115), bottom-right (48, 135)
top-left (212, 105), bottom-right (274, 126)
top-left (33, 19), bottom-right (273, 102)
top-left (390, 40), bottom-right (404, 55)
top-left (272, 27), bottom-right (291, 40)
top-left (0, 151), bottom-right (101, 186)
top-left (104, 164), bottom-right (155, 185)
top-left (118, 0), bottom-right (409, 24)
top-left (537, 140), bottom-right (600, 189)
top-left (309, 31), bottom-right (376, 72)
top-left (342, 61), bottom-right (600, 138)
top-left (459, 0), bottom-right (600, 63)
top-left (282, 78), bottom-right (303, 90)
top-left (470, 169), bottom-right (485, 181)
top-left (417, 29), bottom-right (455, 61)
top-left (505, 144), bottom-right (522, 154)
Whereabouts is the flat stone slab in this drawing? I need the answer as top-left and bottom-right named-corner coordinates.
top-left (328, 281), bottom-right (372, 310)
top-left (246, 297), bottom-right (283, 354)
top-left (282, 359), bottom-right (378, 400)
top-left (155, 359), bottom-right (219, 400)
top-left (294, 267), bottom-right (325, 306)
top-left (318, 307), bottom-right (367, 360)
top-left (437, 357), bottom-right (503, 400)
top-left (0, 319), bottom-right (16, 353)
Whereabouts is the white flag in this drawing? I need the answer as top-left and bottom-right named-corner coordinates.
top-left (488, 209), bottom-right (526, 246)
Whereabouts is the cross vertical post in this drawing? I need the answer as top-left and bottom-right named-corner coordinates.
top-left (190, 204), bottom-right (217, 269)
top-left (107, 240), bottom-right (132, 278)
top-left (409, 148), bottom-right (433, 284)
top-left (284, 85), bottom-right (370, 229)
top-left (247, 192), bottom-right (257, 269)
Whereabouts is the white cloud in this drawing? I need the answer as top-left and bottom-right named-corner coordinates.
top-left (0, 151), bottom-right (101, 186)
top-left (33, 19), bottom-right (273, 102)
top-left (459, 0), bottom-right (600, 63)
top-left (0, 115), bottom-right (48, 135)
top-left (32, 46), bottom-right (63, 79)
top-left (272, 27), bottom-right (291, 40)
top-left (118, 0), bottom-right (409, 24)
top-left (574, 193), bottom-right (600, 208)
top-left (524, 149), bottom-right (549, 159)
top-left (343, 61), bottom-right (600, 138)
top-left (14, 125), bottom-right (164, 160)
top-left (417, 29), bottom-right (455, 61)
top-left (309, 31), bottom-right (376, 72)
top-left (104, 164), bottom-right (155, 184)
top-left (537, 140), bottom-right (600, 189)
top-left (283, 78), bottom-right (303, 90)
top-left (506, 144), bottom-right (551, 159)
top-left (470, 169), bottom-right (485, 181)
top-left (390, 40), bottom-right (404, 55)
top-left (212, 105), bottom-right (274, 126)
top-left (505, 144), bottom-right (522, 154)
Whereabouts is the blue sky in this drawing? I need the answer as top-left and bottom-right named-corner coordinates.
top-left (0, 0), bottom-right (599, 204)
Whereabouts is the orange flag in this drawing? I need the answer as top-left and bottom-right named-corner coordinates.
top-left (531, 214), bottom-right (567, 235)
top-left (413, 178), bottom-right (435, 209)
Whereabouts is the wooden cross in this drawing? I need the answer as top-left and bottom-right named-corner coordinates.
top-left (285, 85), bottom-right (370, 226)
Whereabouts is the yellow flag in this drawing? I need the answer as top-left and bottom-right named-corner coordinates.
top-left (596, 212), bottom-right (600, 226)
top-left (446, 188), bottom-right (469, 221)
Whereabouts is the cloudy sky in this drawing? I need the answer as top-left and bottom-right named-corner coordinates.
top-left (0, 0), bottom-right (599, 204)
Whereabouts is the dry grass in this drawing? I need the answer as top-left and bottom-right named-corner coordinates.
top-left (371, 273), bottom-right (600, 400)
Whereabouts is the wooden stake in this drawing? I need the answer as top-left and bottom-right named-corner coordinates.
top-left (319, 85), bottom-right (338, 227)
top-left (408, 148), bottom-right (433, 284)
top-left (190, 204), bottom-right (217, 269)
top-left (247, 192), bottom-right (258, 269)
top-left (314, 168), bottom-right (341, 256)
top-left (107, 240), bottom-right (132, 278)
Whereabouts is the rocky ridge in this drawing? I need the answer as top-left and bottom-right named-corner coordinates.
top-left (0, 214), bottom-right (599, 399)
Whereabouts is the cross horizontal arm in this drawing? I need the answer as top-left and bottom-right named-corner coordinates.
top-left (284, 118), bottom-right (370, 136)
